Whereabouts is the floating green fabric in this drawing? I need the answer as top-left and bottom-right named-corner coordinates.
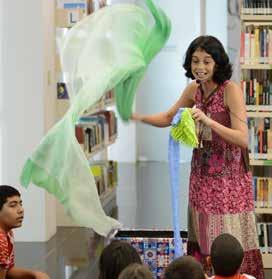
top-left (170, 108), bottom-right (198, 147)
top-left (20, 0), bottom-right (171, 236)
top-left (115, 0), bottom-right (171, 120)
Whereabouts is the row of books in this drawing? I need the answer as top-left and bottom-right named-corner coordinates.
top-left (240, 71), bottom-right (272, 105)
top-left (240, 25), bottom-right (272, 64)
top-left (90, 161), bottom-right (118, 197)
top-left (258, 222), bottom-right (272, 253)
top-left (253, 177), bottom-right (272, 208)
top-left (241, 0), bottom-right (272, 15)
top-left (248, 118), bottom-right (272, 154)
top-left (75, 111), bottom-right (117, 156)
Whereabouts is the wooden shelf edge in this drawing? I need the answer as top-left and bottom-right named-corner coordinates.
top-left (262, 253), bottom-right (272, 268)
top-left (241, 14), bottom-right (272, 21)
top-left (241, 64), bottom-right (272, 70)
top-left (247, 112), bottom-right (272, 118)
top-left (246, 105), bottom-right (272, 112)
top-left (250, 159), bottom-right (272, 166)
top-left (255, 208), bottom-right (272, 214)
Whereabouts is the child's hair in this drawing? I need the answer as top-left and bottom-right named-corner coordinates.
top-left (98, 240), bottom-right (142, 279)
top-left (164, 255), bottom-right (206, 279)
top-left (211, 233), bottom-right (244, 277)
top-left (0, 185), bottom-right (21, 210)
top-left (118, 263), bottom-right (153, 279)
top-left (183, 35), bottom-right (232, 84)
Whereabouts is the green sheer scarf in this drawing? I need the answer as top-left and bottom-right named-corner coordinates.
top-left (20, 0), bottom-right (171, 236)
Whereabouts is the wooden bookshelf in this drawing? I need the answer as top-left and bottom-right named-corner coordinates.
top-left (240, 6), bottom-right (272, 267)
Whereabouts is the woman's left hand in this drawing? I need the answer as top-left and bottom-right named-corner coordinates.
top-left (191, 108), bottom-right (212, 126)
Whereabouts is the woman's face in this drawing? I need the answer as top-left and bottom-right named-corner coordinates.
top-left (191, 49), bottom-right (216, 83)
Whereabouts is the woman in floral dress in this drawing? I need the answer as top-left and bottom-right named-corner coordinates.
top-left (132, 36), bottom-right (264, 278)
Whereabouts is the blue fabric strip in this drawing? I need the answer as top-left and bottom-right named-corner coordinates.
top-left (168, 108), bottom-right (184, 257)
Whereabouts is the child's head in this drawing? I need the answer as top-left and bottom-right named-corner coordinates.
top-left (183, 35), bottom-right (232, 84)
top-left (98, 240), bottom-right (142, 279)
top-left (0, 185), bottom-right (24, 230)
top-left (118, 263), bottom-right (153, 279)
top-left (164, 255), bottom-right (206, 279)
top-left (211, 233), bottom-right (244, 277)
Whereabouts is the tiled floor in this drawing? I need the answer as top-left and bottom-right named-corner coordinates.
top-left (15, 162), bottom-right (272, 279)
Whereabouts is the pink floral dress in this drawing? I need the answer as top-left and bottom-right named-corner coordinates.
top-left (187, 81), bottom-right (264, 278)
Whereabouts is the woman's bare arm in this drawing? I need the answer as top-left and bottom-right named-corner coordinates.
top-left (131, 82), bottom-right (197, 127)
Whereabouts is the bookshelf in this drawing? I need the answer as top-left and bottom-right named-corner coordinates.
top-left (55, 0), bottom-right (118, 226)
top-left (240, 0), bottom-right (272, 268)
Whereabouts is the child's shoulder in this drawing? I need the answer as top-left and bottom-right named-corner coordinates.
top-left (243, 275), bottom-right (256, 279)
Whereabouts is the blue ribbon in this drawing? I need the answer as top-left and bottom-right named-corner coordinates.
top-left (168, 108), bottom-right (184, 258)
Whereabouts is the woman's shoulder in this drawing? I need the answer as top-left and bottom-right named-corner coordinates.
top-left (187, 80), bottom-right (200, 95)
top-left (185, 80), bottom-right (199, 91)
top-left (224, 80), bottom-right (242, 92)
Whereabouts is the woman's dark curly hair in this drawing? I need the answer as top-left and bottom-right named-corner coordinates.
top-left (183, 35), bottom-right (232, 84)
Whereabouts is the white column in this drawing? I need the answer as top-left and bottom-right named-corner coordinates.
top-left (0, 0), bottom-right (56, 241)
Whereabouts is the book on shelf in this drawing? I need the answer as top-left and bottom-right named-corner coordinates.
top-left (248, 117), bottom-right (272, 155)
top-left (90, 160), bottom-right (118, 197)
top-left (253, 177), bottom-right (272, 208)
top-left (75, 117), bottom-right (105, 154)
top-left (240, 25), bottom-right (272, 65)
top-left (241, 69), bottom-right (272, 105)
top-left (241, 0), bottom-right (272, 15)
top-left (57, 82), bottom-right (69, 99)
top-left (96, 110), bottom-right (118, 142)
top-left (75, 112), bottom-right (117, 155)
top-left (257, 222), bottom-right (272, 254)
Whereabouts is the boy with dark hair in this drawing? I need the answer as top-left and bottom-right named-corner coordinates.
top-left (0, 185), bottom-right (50, 279)
top-left (164, 255), bottom-right (206, 279)
top-left (210, 233), bottom-right (255, 279)
top-left (98, 240), bottom-right (142, 279)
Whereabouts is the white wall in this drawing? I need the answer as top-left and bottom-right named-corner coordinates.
top-left (0, 0), bottom-right (56, 241)
top-left (135, 0), bottom-right (201, 162)
top-left (206, 0), bottom-right (227, 48)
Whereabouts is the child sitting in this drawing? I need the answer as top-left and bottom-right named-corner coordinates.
top-left (209, 233), bottom-right (256, 279)
top-left (164, 255), bottom-right (206, 279)
top-left (98, 240), bottom-right (142, 279)
top-left (0, 185), bottom-right (50, 279)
